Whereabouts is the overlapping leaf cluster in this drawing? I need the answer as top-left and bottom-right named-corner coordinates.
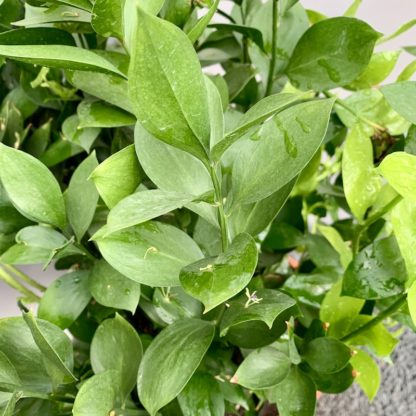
top-left (0, 0), bottom-right (415, 415)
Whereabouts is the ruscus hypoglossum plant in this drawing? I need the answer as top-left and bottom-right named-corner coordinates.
top-left (0, 0), bottom-right (415, 415)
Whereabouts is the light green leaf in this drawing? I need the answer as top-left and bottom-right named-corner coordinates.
top-left (61, 115), bottom-right (100, 153)
top-left (180, 233), bottom-right (258, 312)
top-left (65, 152), bottom-right (99, 241)
top-left (266, 367), bottom-right (316, 416)
top-left (92, 0), bottom-right (124, 38)
top-left (38, 270), bottom-right (91, 329)
top-left (397, 60), bottom-right (416, 81)
top-left (186, 0), bottom-right (220, 44)
top-left (408, 281), bottom-right (416, 326)
top-left (128, 8), bottom-right (210, 161)
top-left (91, 314), bottom-right (142, 397)
top-left (89, 260), bottom-right (141, 313)
top-left (392, 199), bottom-right (416, 285)
top-left (212, 92), bottom-right (305, 160)
top-left (230, 99), bottom-right (333, 204)
top-left (343, 0), bottom-right (362, 17)
top-left (286, 17), bottom-right (378, 91)
top-left (381, 81), bottom-right (416, 124)
top-left (72, 370), bottom-right (121, 416)
top-left (378, 152), bottom-right (416, 203)
top-left (205, 75), bottom-right (224, 148)
top-left (0, 45), bottom-right (125, 77)
top-left (302, 337), bottom-right (351, 374)
top-left (0, 392), bottom-right (21, 416)
top-left (0, 351), bottom-right (21, 390)
top-left (90, 145), bottom-right (143, 209)
top-left (232, 346), bottom-right (291, 390)
top-left (178, 372), bottom-right (224, 416)
top-left (0, 144), bottom-right (66, 229)
top-left (377, 18), bottom-right (416, 44)
top-left (320, 280), bottom-right (365, 339)
top-left (22, 311), bottom-right (76, 385)
top-left (137, 318), bottom-right (215, 416)
top-left (349, 51), bottom-right (401, 89)
top-left (350, 349), bottom-right (380, 401)
top-left (317, 225), bottom-right (352, 270)
top-left (342, 124), bottom-right (380, 221)
top-left (106, 190), bottom-right (197, 234)
top-left (77, 101), bottom-right (135, 129)
top-left (94, 221), bottom-right (204, 286)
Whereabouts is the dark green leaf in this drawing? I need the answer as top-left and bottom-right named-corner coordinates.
top-left (0, 28), bottom-right (76, 46)
top-left (77, 101), bottom-right (135, 128)
top-left (209, 23), bottom-right (265, 51)
top-left (137, 319), bottom-right (215, 416)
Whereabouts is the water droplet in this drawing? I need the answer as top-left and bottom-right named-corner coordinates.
top-left (295, 117), bottom-right (311, 134)
top-left (124, 288), bottom-right (131, 295)
top-left (276, 119), bottom-right (297, 158)
top-left (73, 277), bottom-right (80, 284)
top-left (249, 128), bottom-right (262, 141)
top-left (317, 59), bottom-right (341, 83)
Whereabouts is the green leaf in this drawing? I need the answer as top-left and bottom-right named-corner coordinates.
top-left (286, 17), bottom-right (378, 91)
top-left (266, 366), bottom-right (316, 416)
top-left (342, 124), bottom-right (380, 221)
top-left (106, 190), bottom-right (197, 235)
top-left (378, 152), bottom-right (416, 203)
top-left (343, 0), bottom-right (362, 17)
top-left (317, 225), bottom-right (352, 270)
top-left (91, 0), bottom-right (124, 38)
top-left (205, 75), bottom-right (224, 148)
top-left (348, 51), bottom-right (401, 89)
top-left (0, 351), bottom-right (21, 391)
top-left (128, 8), bottom-right (210, 161)
top-left (391, 199), bottom-right (416, 285)
top-left (408, 281), bottom-right (416, 326)
top-left (320, 280), bottom-right (365, 339)
top-left (177, 372), bottom-right (224, 416)
top-left (88, 260), bottom-right (141, 313)
top-left (38, 270), bottom-right (91, 329)
top-left (350, 349), bottom-right (380, 401)
top-left (305, 363), bottom-right (354, 394)
top-left (90, 145), bottom-right (143, 209)
top-left (230, 99), bottom-right (334, 204)
top-left (302, 337), bottom-right (351, 374)
top-left (232, 346), bottom-right (291, 390)
top-left (211, 92), bottom-right (305, 160)
top-left (186, 0), bottom-right (220, 44)
top-left (381, 81), bottom-right (416, 125)
top-left (22, 311), bottom-right (76, 385)
top-left (220, 289), bottom-right (299, 337)
top-left (61, 115), bottom-right (100, 153)
top-left (180, 233), bottom-right (258, 312)
top-left (77, 101), bottom-right (135, 128)
top-left (94, 222), bottom-right (204, 286)
top-left (0, 45), bottom-right (125, 77)
top-left (0, 392), bottom-right (21, 416)
top-left (343, 235), bottom-right (407, 299)
top-left (137, 318), bottom-right (215, 416)
top-left (209, 23), bottom-right (265, 51)
top-left (377, 18), bottom-right (416, 44)
top-left (0, 144), bottom-right (66, 229)
top-left (91, 314), bottom-right (142, 397)
top-left (65, 152), bottom-right (99, 241)
top-left (72, 370), bottom-right (121, 416)
top-left (0, 28), bottom-right (76, 46)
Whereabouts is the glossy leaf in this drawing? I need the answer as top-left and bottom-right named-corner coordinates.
top-left (317, 225), bottom-right (352, 270)
top-left (88, 260), bottom-right (141, 313)
top-left (350, 349), bottom-right (380, 401)
top-left (342, 124), bottom-right (380, 221)
top-left (72, 370), bottom-right (121, 416)
top-left (0, 144), bottom-right (66, 229)
top-left (286, 17), bottom-right (378, 91)
top-left (180, 233), bottom-right (258, 312)
top-left (38, 270), bottom-right (91, 329)
top-left (128, 7), bottom-right (210, 161)
top-left (91, 314), bottom-right (142, 397)
top-left (137, 319), bottom-right (215, 416)
top-left (0, 28), bottom-right (76, 46)
top-left (65, 152), bottom-right (99, 241)
top-left (302, 337), bottom-right (351, 374)
top-left (77, 101), bottom-right (135, 128)
top-left (343, 236), bottom-right (407, 299)
top-left (232, 346), bottom-right (291, 390)
top-left (230, 99), bottom-right (334, 204)
top-left (381, 81), bottom-right (416, 124)
top-left (0, 45), bottom-right (125, 77)
top-left (106, 190), bottom-right (196, 234)
top-left (266, 366), bottom-right (316, 416)
top-left (94, 221), bottom-right (204, 286)
top-left (177, 372), bottom-right (224, 416)
top-left (378, 152), bottom-right (416, 203)
top-left (186, 0), bottom-right (220, 44)
top-left (90, 145), bottom-right (143, 209)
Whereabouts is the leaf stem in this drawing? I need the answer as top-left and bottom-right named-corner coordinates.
top-left (209, 164), bottom-right (229, 251)
top-left (2, 264), bottom-right (46, 292)
top-left (0, 267), bottom-right (40, 301)
top-left (323, 91), bottom-right (386, 132)
top-left (340, 293), bottom-right (407, 342)
top-left (265, 0), bottom-right (279, 97)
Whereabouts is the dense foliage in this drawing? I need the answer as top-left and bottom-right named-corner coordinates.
top-left (0, 0), bottom-right (415, 414)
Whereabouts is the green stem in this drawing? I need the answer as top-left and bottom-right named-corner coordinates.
top-left (324, 91), bottom-right (386, 132)
top-left (209, 165), bottom-right (229, 251)
top-left (265, 0), bottom-right (278, 97)
top-left (3, 264), bottom-right (46, 292)
top-left (0, 267), bottom-right (40, 301)
top-left (340, 293), bottom-right (407, 342)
